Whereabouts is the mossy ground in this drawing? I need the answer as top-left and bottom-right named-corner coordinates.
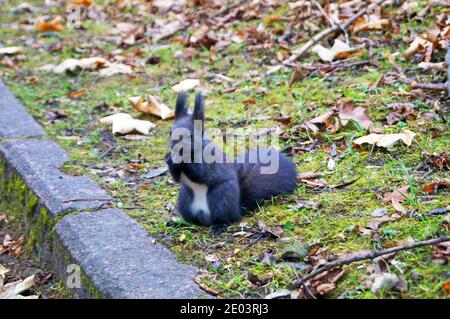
top-left (0, 1), bottom-right (448, 298)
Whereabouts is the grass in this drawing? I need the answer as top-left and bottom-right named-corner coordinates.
top-left (0, 0), bottom-right (448, 298)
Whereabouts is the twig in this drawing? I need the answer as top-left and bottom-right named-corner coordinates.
top-left (389, 58), bottom-right (448, 92)
top-left (311, 0), bottom-right (349, 44)
top-left (288, 59), bottom-right (376, 85)
top-left (308, 186), bottom-right (380, 193)
top-left (330, 177), bottom-right (361, 189)
top-left (293, 236), bottom-right (450, 288)
top-left (212, 0), bottom-right (246, 18)
top-left (398, 77), bottom-right (448, 92)
top-left (287, 58), bottom-right (375, 71)
top-left (120, 206), bottom-right (146, 210)
top-left (282, 0), bottom-right (388, 65)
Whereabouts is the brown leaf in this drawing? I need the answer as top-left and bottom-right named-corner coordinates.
top-left (73, 0), bottom-right (93, 5)
top-left (335, 102), bottom-right (372, 130)
top-left (385, 103), bottom-right (416, 125)
top-left (67, 89), bottom-right (87, 99)
top-left (35, 17), bottom-right (63, 32)
top-left (309, 111), bottom-right (335, 124)
top-left (422, 152), bottom-right (449, 170)
top-left (423, 179), bottom-right (450, 194)
top-left (432, 242), bottom-right (450, 261)
top-left (367, 214), bottom-right (401, 230)
top-left (423, 181), bottom-right (437, 193)
top-left (403, 37), bottom-right (434, 61)
top-left (257, 221), bottom-right (284, 238)
top-left (129, 95), bottom-right (174, 120)
top-left (382, 186), bottom-right (409, 203)
top-left (391, 199), bottom-right (407, 214)
top-left (443, 281), bottom-right (450, 294)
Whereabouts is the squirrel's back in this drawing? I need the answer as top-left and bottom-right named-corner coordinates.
top-left (235, 148), bottom-right (297, 211)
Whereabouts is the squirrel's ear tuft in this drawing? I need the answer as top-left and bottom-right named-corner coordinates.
top-left (192, 91), bottom-right (204, 121)
top-left (175, 91), bottom-right (188, 119)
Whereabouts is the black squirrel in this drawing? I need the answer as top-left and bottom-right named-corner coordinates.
top-left (165, 91), bottom-right (297, 234)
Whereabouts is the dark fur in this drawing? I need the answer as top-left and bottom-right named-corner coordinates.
top-left (165, 92), bottom-right (297, 231)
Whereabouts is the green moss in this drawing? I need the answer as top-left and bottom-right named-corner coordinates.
top-left (81, 272), bottom-right (102, 299)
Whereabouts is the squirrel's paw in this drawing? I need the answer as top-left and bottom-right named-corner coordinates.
top-left (165, 152), bottom-right (173, 165)
top-left (211, 224), bottom-right (227, 236)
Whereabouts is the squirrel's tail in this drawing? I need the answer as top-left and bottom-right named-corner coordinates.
top-left (235, 149), bottom-right (297, 211)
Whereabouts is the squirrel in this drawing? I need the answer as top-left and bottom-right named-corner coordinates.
top-left (165, 91), bottom-right (297, 234)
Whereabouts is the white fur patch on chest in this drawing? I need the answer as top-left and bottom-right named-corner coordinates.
top-left (180, 173), bottom-right (210, 216)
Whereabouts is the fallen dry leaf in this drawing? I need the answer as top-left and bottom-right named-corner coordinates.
top-left (370, 273), bottom-right (407, 294)
top-left (432, 242), bottom-right (449, 261)
top-left (99, 113), bottom-right (132, 125)
top-left (129, 95), bottom-right (174, 120)
top-left (38, 57), bottom-right (108, 73)
top-left (391, 199), bottom-right (407, 214)
top-left (72, 0), bottom-right (93, 6)
top-left (353, 130), bottom-right (416, 148)
top-left (0, 263), bottom-right (8, 288)
top-left (385, 103), bottom-right (416, 125)
top-left (403, 37), bottom-right (434, 61)
top-left (172, 78), bottom-right (201, 92)
top-left (422, 151), bottom-right (450, 170)
top-left (312, 40), bottom-right (359, 62)
top-left (353, 18), bottom-right (390, 32)
top-left (100, 113), bottom-right (155, 135)
top-left (3, 234), bottom-right (13, 247)
top-left (0, 274), bottom-right (37, 299)
top-left (423, 179), bottom-right (450, 194)
top-left (38, 57), bottom-right (132, 77)
top-left (418, 62), bottom-right (447, 71)
top-left (35, 17), bottom-right (63, 32)
top-left (367, 214), bottom-right (401, 231)
top-left (335, 102), bottom-right (372, 130)
top-left (98, 63), bottom-right (132, 77)
top-left (67, 89), bottom-right (87, 99)
top-left (382, 185), bottom-right (409, 203)
top-left (0, 47), bottom-right (22, 55)
top-left (113, 118), bottom-right (155, 135)
top-left (443, 281), bottom-right (450, 294)
top-left (204, 253), bottom-right (219, 263)
top-left (293, 268), bottom-right (345, 299)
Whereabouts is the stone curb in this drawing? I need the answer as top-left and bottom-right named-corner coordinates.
top-left (0, 79), bottom-right (46, 138)
top-left (0, 78), bottom-right (205, 298)
top-left (54, 209), bottom-right (201, 298)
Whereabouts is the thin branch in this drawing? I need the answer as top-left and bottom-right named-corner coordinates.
top-left (212, 0), bottom-right (246, 18)
top-left (293, 236), bottom-right (450, 288)
top-left (282, 0), bottom-right (388, 65)
top-left (311, 0), bottom-right (349, 44)
top-left (398, 77), bottom-right (448, 91)
top-left (388, 56), bottom-right (448, 92)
